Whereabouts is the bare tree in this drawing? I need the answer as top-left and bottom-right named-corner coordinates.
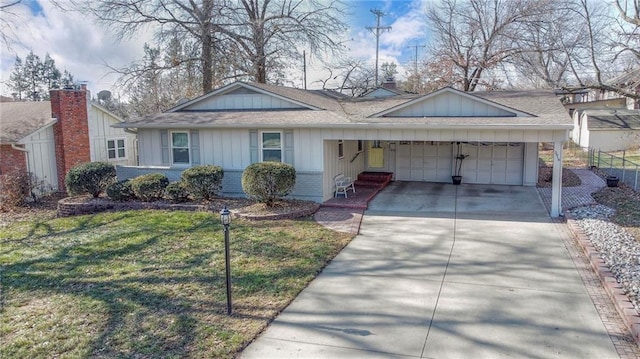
top-left (425, 0), bottom-right (555, 91)
top-left (83, 0), bottom-right (222, 94)
top-left (508, 2), bottom-right (587, 88)
top-left (0, 0), bottom-right (24, 50)
top-left (220, 0), bottom-right (348, 83)
top-left (82, 0), bottom-right (347, 94)
top-left (314, 57), bottom-right (375, 96)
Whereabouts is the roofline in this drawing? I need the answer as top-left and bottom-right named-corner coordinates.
top-left (91, 102), bottom-right (125, 122)
top-left (166, 81), bottom-right (323, 112)
top-left (6, 118), bottom-right (58, 144)
top-left (113, 122), bottom-right (573, 131)
top-left (370, 87), bottom-right (536, 118)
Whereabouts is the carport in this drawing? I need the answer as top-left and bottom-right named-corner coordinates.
top-left (320, 88), bottom-right (570, 217)
top-left (241, 183), bottom-right (620, 358)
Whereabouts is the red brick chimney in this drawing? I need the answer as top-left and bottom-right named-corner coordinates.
top-left (50, 84), bottom-right (90, 192)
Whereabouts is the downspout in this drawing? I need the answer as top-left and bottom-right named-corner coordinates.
top-left (10, 143), bottom-right (33, 196)
top-left (10, 143), bottom-right (31, 174)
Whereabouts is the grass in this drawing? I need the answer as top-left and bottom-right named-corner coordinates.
top-left (0, 210), bottom-right (352, 358)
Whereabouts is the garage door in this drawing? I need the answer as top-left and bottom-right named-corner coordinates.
top-left (396, 141), bottom-right (524, 185)
top-left (397, 141), bottom-right (452, 182)
top-left (461, 142), bottom-right (524, 185)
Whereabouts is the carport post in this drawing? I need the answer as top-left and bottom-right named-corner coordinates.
top-left (551, 141), bottom-right (563, 217)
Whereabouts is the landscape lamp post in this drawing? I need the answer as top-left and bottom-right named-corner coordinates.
top-left (219, 206), bottom-right (232, 315)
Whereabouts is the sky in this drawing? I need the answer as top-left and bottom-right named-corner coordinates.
top-left (0, 0), bottom-right (430, 98)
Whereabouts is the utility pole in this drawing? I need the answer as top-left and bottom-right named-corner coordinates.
top-left (366, 9), bottom-right (391, 86)
top-left (408, 44), bottom-right (426, 74)
top-left (303, 50), bottom-right (307, 90)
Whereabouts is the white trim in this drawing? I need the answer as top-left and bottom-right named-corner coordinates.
top-left (259, 130), bottom-right (283, 162)
top-left (370, 87), bottom-right (534, 118)
top-left (170, 130), bottom-right (191, 166)
top-left (167, 82), bottom-right (322, 112)
top-left (106, 137), bottom-right (127, 160)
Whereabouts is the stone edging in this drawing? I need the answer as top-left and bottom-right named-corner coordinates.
top-left (58, 196), bottom-right (213, 217)
top-left (58, 196), bottom-right (319, 221)
top-left (565, 213), bottom-right (640, 345)
top-left (234, 203), bottom-right (320, 221)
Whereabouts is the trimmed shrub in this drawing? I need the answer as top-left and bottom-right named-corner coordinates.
top-left (106, 180), bottom-right (136, 201)
top-left (130, 173), bottom-right (169, 201)
top-left (242, 162), bottom-right (296, 206)
top-left (65, 162), bottom-right (116, 198)
top-left (165, 181), bottom-right (189, 202)
top-left (181, 165), bottom-right (224, 201)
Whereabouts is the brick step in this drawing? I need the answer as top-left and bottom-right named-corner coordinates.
top-left (357, 172), bottom-right (393, 182)
top-left (354, 180), bottom-right (388, 188)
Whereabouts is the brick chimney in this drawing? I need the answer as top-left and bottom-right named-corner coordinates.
top-left (382, 77), bottom-right (397, 90)
top-left (50, 84), bottom-right (90, 192)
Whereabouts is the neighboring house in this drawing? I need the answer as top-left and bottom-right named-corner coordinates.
top-left (362, 86), bottom-right (406, 98)
top-left (572, 108), bottom-right (640, 151)
top-left (0, 85), bottom-right (137, 194)
top-left (114, 82), bottom-right (572, 217)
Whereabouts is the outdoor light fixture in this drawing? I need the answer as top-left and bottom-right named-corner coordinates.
top-left (219, 206), bottom-right (232, 315)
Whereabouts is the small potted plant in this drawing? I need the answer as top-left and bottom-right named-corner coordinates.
top-left (452, 154), bottom-right (468, 185)
top-left (452, 142), bottom-right (468, 185)
top-left (606, 175), bottom-right (619, 187)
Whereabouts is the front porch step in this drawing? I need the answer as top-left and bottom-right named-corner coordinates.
top-left (355, 172), bottom-right (393, 189)
top-left (353, 180), bottom-right (388, 188)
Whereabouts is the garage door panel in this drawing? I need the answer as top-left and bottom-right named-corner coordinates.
top-left (395, 141), bottom-right (521, 185)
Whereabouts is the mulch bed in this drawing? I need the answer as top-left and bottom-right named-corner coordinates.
top-left (537, 166), bottom-right (582, 187)
top-left (56, 195), bottom-right (318, 221)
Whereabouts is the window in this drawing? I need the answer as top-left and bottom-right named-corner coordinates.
top-left (357, 140), bottom-right (364, 153)
top-left (338, 140), bottom-right (344, 159)
top-left (107, 138), bottom-right (126, 160)
top-left (171, 131), bottom-right (190, 164)
top-left (260, 131), bottom-right (282, 162)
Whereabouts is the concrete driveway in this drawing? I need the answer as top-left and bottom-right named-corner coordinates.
top-left (241, 182), bottom-right (620, 358)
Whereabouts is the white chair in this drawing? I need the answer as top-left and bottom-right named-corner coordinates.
top-left (334, 174), bottom-right (355, 198)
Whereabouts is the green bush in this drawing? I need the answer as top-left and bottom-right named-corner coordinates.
top-left (181, 165), bottom-right (224, 201)
top-left (130, 173), bottom-right (169, 201)
top-left (106, 180), bottom-right (136, 201)
top-left (65, 162), bottom-right (116, 198)
top-left (165, 181), bottom-right (189, 202)
top-left (241, 162), bottom-right (296, 206)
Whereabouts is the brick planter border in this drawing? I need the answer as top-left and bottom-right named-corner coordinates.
top-left (566, 212), bottom-right (640, 345)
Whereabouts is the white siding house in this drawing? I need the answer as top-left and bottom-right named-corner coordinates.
top-left (572, 109), bottom-right (640, 151)
top-left (0, 92), bottom-right (137, 194)
top-left (115, 82), bottom-right (572, 217)
top-left (88, 103), bottom-right (137, 166)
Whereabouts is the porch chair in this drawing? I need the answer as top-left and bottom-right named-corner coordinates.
top-left (334, 174), bottom-right (355, 198)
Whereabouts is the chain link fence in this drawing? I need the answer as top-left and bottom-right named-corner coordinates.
top-left (586, 148), bottom-right (640, 191)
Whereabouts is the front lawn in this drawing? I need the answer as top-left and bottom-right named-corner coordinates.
top-left (0, 210), bottom-right (351, 358)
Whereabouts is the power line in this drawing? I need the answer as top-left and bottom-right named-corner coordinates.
top-left (366, 9), bottom-right (391, 86)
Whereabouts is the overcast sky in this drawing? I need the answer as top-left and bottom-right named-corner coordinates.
top-left (0, 0), bottom-right (429, 98)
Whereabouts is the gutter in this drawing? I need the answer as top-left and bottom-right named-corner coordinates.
top-left (113, 123), bottom-right (574, 131)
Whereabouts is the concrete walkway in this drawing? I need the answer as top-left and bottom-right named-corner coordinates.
top-left (241, 183), bottom-right (623, 358)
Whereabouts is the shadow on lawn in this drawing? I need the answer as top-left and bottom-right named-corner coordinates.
top-left (1, 216), bottom-right (222, 358)
top-left (1, 213), bottom-right (339, 357)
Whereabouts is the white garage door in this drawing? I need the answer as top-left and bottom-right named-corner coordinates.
top-left (461, 142), bottom-right (524, 185)
top-left (397, 141), bottom-right (452, 182)
top-left (396, 141), bottom-right (524, 185)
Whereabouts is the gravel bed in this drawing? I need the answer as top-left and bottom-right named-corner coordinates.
top-left (569, 204), bottom-right (640, 312)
